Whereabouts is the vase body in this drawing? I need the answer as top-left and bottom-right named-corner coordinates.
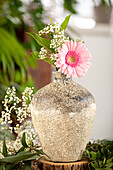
top-left (31, 72), bottom-right (96, 162)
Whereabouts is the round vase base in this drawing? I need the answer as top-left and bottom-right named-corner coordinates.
top-left (32, 157), bottom-right (89, 170)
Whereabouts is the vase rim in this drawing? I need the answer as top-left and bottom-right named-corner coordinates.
top-left (52, 70), bottom-right (70, 81)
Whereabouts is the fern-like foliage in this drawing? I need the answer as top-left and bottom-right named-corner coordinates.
top-left (0, 28), bottom-right (28, 85)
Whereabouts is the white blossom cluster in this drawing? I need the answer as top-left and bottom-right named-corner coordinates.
top-left (38, 23), bottom-right (59, 35)
top-left (0, 121), bottom-right (39, 157)
top-left (22, 121), bottom-right (37, 146)
top-left (50, 30), bottom-right (69, 52)
top-left (14, 121), bottom-right (38, 150)
top-left (39, 47), bottom-right (48, 59)
top-left (0, 86), bottom-right (40, 157)
top-left (0, 86), bottom-right (34, 134)
top-left (38, 22), bottom-right (69, 61)
top-left (0, 87), bottom-right (21, 126)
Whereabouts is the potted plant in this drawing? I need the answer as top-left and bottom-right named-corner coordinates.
top-left (93, 0), bottom-right (112, 23)
top-left (28, 15), bottom-right (96, 162)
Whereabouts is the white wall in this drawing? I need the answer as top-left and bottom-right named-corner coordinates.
top-left (68, 23), bottom-right (113, 140)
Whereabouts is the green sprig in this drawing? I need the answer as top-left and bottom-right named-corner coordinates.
top-left (84, 140), bottom-right (113, 169)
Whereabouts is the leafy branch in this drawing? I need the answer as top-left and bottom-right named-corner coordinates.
top-left (84, 140), bottom-right (113, 170)
top-left (0, 132), bottom-right (50, 169)
top-left (27, 15), bottom-right (71, 65)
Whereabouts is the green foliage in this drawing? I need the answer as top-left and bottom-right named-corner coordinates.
top-left (49, 16), bottom-right (54, 26)
top-left (0, 152), bottom-right (39, 163)
top-left (0, 28), bottom-right (28, 85)
top-left (0, 1), bottom-right (76, 110)
top-left (93, 0), bottom-right (113, 9)
top-left (64, 0), bottom-right (78, 14)
top-left (60, 14), bottom-right (72, 31)
top-left (2, 134), bottom-right (8, 157)
top-left (0, 125), bottom-right (15, 140)
top-left (84, 140), bottom-right (113, 169)
top-left (32, 51), bottom-right (55, 66)
top-left (27, 32), bottom-right (54, 53)
top-left (0, 0), bottom-right (41, 111)
top-left (102, 0), bottom-right (112, 9)
top-left (108, 0), bottom-right (113, 9)
top-left (21, 132), bottom-right (28, 148)
top-left (28, 15), bottom-right (71, 65)
top-left (0, 133), bottom-right (49, 169)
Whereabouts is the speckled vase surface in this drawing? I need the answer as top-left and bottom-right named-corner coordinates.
top-left (30, 72), bottom-right (96, 162)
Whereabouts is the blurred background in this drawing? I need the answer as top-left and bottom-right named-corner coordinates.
top-left (0, 0), bottom-right (113, 140)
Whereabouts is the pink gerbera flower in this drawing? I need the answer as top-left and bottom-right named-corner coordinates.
top-left (55, 40), bottom-right (92, 78)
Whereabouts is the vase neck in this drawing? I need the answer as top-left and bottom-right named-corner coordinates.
top-left (52, 71), bottom-right (71, 81)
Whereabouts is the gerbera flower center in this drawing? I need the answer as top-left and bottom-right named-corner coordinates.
top-left (65, 51), bottom-right (79, 67)
top-left (68, 55), bottom-right (76, 63)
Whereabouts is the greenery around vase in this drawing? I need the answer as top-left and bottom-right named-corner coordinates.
top-left (0, 137), bottom-right (113, 170)
top-left (84, 139), bottom-right (113, 170)
top-left (0, 132), bottom-right (50, 170)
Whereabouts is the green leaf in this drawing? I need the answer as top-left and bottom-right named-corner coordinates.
top-left (90, 151), bottom-right (97, 160)
top-left (106, 162), bottom-right (113, 169)
top-left (35, 149), bottom-right (51, 160)
top-left (108, 141), bottom-right (113, 151)
top-left (106, 157), bottom-right (113, 164)
top-left (49, 16), bottom-right (54, 25)
top-left (91, 162), bottom-right (99, 168)
top-left (2, 134), bottom-right (8, 157)
top-left (103, 147), bottom-right (108, 157)
top-left (96, 151), bottom-right (101, 159)
top-left (43, 58), bottom-right (55, 66)
top-left (24, 155), bottom-right (39, 161)
top-left (101, 139), bottom-right (111, 145)
top-left (108, 0), bottom-right (112, 10)
top-left (85, 150), bottom-right (90, 158)
top-left (32, 51), bottom-right (55, 66)
top-left (0, 152), bottom-right (37, 163)
top-left (0, 28), bottom-right (30, 85)
top-left (21, 132), bottom-right (28, 148)
top-left (27, 32), bottom-right (54, 53)
top-left (60, 14), bottom-right (72, 31)
top-left (108, 151), bottom-right (113, 159)
top-left (98, 161), bottom-right (103, 168)
top-left (17, 146), bottom-right (25, 153)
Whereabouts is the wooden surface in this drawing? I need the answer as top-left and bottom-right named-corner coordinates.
top-left (31, 157), bottom-right (89, 170)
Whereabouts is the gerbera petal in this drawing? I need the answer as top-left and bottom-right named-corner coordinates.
top-left (55, 61), bottom-right (61, 67)
top-left (65, 41), bottom-right (72, 51)
top-left (70, 40), bottom-right (74, 51)
top-left (76, 66), bottom-right (84, 77)
top-left (73, 68), bottom-right (77, 78)
top-left (60, 56), bottom-right (66, 64)
top-left (72, 41), bottom-right (77, 51)
top-left (67, 65), bottom-right (73, 75)
top-left (62, 44), bottom-right (69, 52)
top-left (55, 40), bottom-right (92, 78)
top-left (75, 42), bottom-right (85, 55)
top-left (58, 47), bottom-right (62, 53)
top-left (80, 52), bottom-right (92, 60)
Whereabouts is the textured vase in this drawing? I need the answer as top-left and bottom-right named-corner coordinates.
top-left (30, 72), bottom-right (96, 162)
